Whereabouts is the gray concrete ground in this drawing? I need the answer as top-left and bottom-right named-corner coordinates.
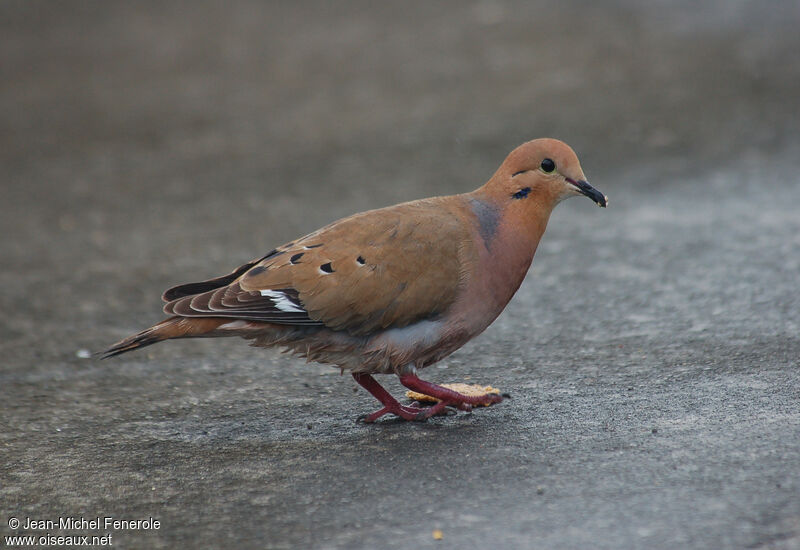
top-left (2, 1), bottom-right (799, 548)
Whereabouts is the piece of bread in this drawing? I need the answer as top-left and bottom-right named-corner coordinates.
top-left (406, 383), bottom-right (501, 406)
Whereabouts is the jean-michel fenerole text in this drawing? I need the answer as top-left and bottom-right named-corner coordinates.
top-left (19, 516), bottom-right (160, 531)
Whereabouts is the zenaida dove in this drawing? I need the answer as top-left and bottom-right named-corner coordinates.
top-left (103, 138), bottom-right (607, 422)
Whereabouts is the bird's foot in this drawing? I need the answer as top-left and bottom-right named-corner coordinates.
top-left (352, 373), bottom-right (458, 422)
top-left (352, 372), bottom-right (495, 423)
top-left (357, 400), bottom-right (452, 423)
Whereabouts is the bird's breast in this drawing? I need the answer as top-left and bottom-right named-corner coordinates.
top-left (449, 214), bottom-right (543, 335)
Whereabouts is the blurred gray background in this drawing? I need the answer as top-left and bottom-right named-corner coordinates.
top-left (1, 1), bottom-right (799, 549)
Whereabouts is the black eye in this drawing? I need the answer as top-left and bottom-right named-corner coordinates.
top-left (540, 158), bottom-right (556, 173)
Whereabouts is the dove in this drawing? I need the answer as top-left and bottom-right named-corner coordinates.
top-left (103, 138), bottom-right (607, 422)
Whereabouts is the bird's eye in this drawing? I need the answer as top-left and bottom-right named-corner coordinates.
top-left (540, 158), bottom-right (556, 173)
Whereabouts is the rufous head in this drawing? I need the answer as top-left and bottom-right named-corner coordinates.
top-left (486, 138), bottom-right (607, 208)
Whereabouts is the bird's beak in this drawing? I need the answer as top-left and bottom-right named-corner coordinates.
top-left (566, 177), bottom-right (608, 207)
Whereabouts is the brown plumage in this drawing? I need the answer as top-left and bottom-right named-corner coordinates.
top-left (103, 138), bottom-right (607, 422)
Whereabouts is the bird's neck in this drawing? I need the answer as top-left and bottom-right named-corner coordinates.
top-left (462, 188), bottom-right (554, 314)
top-left (469, 186), bottom-right (554, 254)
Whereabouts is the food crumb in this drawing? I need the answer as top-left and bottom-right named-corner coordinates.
top-left (406, 383), bottom-right (501, 406)
top-left (432, 529), bottom-right (443, 540)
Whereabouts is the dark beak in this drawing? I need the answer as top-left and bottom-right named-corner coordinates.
top-left (566, 177), bottom-right (608, 207)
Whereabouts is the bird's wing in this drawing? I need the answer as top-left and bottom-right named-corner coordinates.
top-left (163, 198), bottom-right (471, 335)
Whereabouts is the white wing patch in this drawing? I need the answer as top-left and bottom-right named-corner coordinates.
top-left (259, 289), bottom-right (306, 313)
top-left (219, 320), bottom-right (250, 330)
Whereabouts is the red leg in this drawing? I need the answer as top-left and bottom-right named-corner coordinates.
top-left (352, 373), bottom-right (450, 422)
top-left (398, 371), bottom-right (503, 410)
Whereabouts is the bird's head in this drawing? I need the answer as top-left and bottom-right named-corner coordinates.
top-left (488, 138), bottom-right (607, 209)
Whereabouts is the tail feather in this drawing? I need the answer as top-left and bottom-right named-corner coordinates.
top-left (100, 317), bottom-right (227, 359)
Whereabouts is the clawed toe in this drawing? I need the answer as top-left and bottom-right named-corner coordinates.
top-left (484, 393), bottom-right (504, 406)
top-left (448, 393), bottom-right (501, 411)
top-left (358, 398), bottom-right (494, 422)
top-left (356, 401), bottom-right (456, 424)
top-left (358, 401), bottom-right (453, 423)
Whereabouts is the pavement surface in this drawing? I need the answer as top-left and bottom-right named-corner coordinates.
top-left (2, 1), bottom-right (799, 549)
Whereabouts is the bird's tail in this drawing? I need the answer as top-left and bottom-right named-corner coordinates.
top-left (100, 317), bottom-right (227, 359)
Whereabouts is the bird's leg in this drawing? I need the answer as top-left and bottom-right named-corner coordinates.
top-left (352, 373), bottom-right (450, 422)
top-left (397, 369), bottom-right (503, 411)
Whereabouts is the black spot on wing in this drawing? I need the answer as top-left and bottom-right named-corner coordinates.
top-left (290, 253), bottom-right (304, 264)
top-left (356, 256), bottom-right (365, 265)
top-left (320, 262), bottom-right (334, 273)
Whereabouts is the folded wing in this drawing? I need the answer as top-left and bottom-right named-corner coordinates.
top-left (162, 198), bottom-right (469, 335)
